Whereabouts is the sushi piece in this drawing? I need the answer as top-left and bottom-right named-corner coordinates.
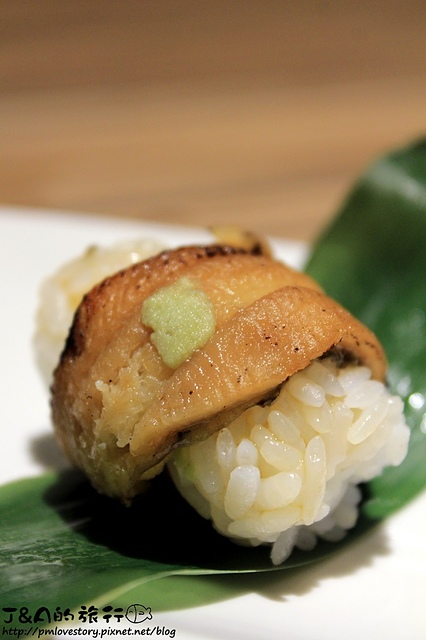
top-left (48, 240), bottom-right (410, 563)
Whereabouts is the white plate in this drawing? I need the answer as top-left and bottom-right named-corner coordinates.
top-left (1, 206), bottom-right (425, 640)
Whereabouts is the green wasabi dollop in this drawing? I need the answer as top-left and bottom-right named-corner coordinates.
top-left (142, 276), bottom-right (216, 369)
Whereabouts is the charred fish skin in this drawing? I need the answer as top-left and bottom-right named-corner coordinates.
top-left (129, 285), bottom-right (386, 470)
top-left (51, 244), bottom-right (385, 502)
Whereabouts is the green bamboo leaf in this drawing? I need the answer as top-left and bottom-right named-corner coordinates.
top-left (305, 138), bottom-right (426, 518)
top-left (0, 469), bottom-right (363, 614)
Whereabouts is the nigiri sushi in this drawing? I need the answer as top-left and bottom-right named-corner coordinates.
top-left (45, 239), bottom-right (409, 564)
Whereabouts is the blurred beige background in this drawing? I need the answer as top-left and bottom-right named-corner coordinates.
top-left (1, 0), bottom-right (425, 241)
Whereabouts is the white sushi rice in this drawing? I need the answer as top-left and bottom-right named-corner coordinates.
top-left (168, 357), bottom-right (410, 564)
top-left (34, 238), bottom-right (165, 386)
